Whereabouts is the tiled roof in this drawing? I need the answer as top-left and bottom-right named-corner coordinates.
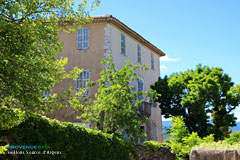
top-left (92, 15), bottom-right (165, 57)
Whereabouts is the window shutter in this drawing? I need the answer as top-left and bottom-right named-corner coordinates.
top-left (85, 70), bottom-right (90, 97)
top-left (76, 70), bottom-right (90, 97)
top-left (76, 76), bottom-right (80, 91)
top-left (43, 90), bottom-right (50, 98)
top-left (138, 79), bottom-right (144, 92)
top-left (83, 28), bottom-right (89, 49)
top-left (121, 34), bottom-right (125, 55)
top-left (77, 28), bottom-right (89, 50)
top-left (137, 45), bottom-right (141, 63)
top-left (150, 94), bottom-right (153, 105)
top-left (151, 53), bottom-right (154, 69)
top-left (138, 79), bottom-right (144, 101)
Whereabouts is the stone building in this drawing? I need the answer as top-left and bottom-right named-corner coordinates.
top-left (46, 15), bottom-right (166, 142)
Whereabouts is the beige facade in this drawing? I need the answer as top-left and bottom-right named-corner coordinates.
top-left (46, 15), bottom-right (165, 142)
top-left (45, 22), bottom-right (106, 122)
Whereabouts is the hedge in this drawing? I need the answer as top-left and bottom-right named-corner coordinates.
top-left (142, 141), bottom-right (170, 152)
top-left (0, 113), bottom-right (134, 160)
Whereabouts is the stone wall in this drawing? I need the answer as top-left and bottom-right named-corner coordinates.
top-left (190, 149), bottom-right (240, 160)
top-left (132, 145), bottom-right (176, 160)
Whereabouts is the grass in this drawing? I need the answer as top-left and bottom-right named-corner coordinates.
top-left (192, 141), bottom-right (240, 150)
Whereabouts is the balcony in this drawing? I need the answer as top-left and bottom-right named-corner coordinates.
top-left (139, 102), bottom-right (151, 117)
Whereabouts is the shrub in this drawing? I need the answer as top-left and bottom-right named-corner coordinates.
top-left (167, 117), bottom-right (214, 160)
top-left (0, 113), bottom-right (134, 160)
top-left (142, 141), bottom-right (170, 152)
top-left (225, 131), bottom-right (240, 145)
top-left (0, 145), bottom-right (8, 154)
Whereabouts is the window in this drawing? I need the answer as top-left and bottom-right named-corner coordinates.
top-left (138, 79), bottom-right (144, 113)
top-left (121, 34), bottom-right (126, 55)
top-left (77, 27), bottom-right (89, 50)
top-left (137, 44), bottom-right (141, 63)
top-left (43, 90), bottom-right (50, 98)
top-left (76, 70), bottom-right (90, 97)
top-left (121, 129), bottom-right (129, 140)
top-left (138, 126), bottom-right (146, 144)
top-left (138, 79), bottom-right (144, 96)
top-left (152, 121), bottom-right (157, 140)
top-left (150, 95), bottom-right (157, 107)
top-left (151, 53), bottom-right (154, 70)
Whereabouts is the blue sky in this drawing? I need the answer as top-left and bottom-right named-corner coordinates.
top-left (88, 0), bottom-right (240, 121)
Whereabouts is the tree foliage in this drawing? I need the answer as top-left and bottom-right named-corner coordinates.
top-left (225, 131), bottom-right (240, 145)
top-left (76, 56), bottom-right (156, 141)
top-left (0, 0), bottom-right (100, 129)
top-left (152, 65), bottom-right (240, 140)
top-left (167, 116), bottom-right (214, 160)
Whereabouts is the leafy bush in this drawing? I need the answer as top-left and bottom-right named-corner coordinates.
top-left (142, 141), bottom-right (170, 152)
top-left (0, 113), bottom-right (134, 160)
top-left (166, 117), bottom-right (214, 160)
top-left (0, 145), bottom-right (8, 154)
top-left (191, 131), bottom-right (240, 155)
top-left (166, 116), bottom-right (240, 159)
top-left (0, 106), bottom-right (24, 130)
top-left (225, 131), bottom-right (240, 145)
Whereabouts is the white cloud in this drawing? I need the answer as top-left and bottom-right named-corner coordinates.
top-left (160, 65), bottom-right (168, 71)
top-left (160, 55), bottom-right (180, 62)
top-left (235, 106), bottom-right (240, 122)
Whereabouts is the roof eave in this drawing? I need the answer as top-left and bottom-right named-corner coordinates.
top-left (93, 15), bottom-right (166, 57)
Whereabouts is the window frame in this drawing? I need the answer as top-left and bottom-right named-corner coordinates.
top-left (137, 78), bottom-right (144, 113)
top-left (138, 125), bottom-right (146, 144)
top-left (43, 90), bottom-right (51, 98)
top-left (137, 78), bottom-right (144, 93)
top-left (76, 70), bottom-right (90, 97)
top-left (77, 27), bottom-right (89, 50)
top-left (121, 33), bottom-right (126, 55)
top-left (137, 44), bottom-right (142, 63)
top-left (151, 53), bottom-right (154, 70)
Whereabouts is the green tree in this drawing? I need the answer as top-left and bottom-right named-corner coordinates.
top-left (0, 0), bottom-right (101, 152)
top-left (152, 65), bottom-right (240, 140)
top-left (76, 56), bottom-right (156, 141)
top-left (0, 0), bottom-right (100, 127)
